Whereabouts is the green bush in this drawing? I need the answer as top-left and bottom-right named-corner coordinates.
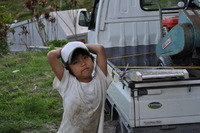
top-left (0, 40), bottom-right (9, 56)
top-left (0, 22), bottom-right (10, 56)
top-left (47, 40), bottom-right (70, 47)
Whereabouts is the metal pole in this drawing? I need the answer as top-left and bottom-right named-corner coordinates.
top-left (60, 0), bottom-right (62, 10)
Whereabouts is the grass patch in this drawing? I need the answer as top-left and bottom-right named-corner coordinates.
top-left (0, 50), bottom-right (62, 133)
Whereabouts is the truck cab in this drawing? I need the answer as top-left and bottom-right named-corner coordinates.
top-left (79, 0), bottom-right (191, 66)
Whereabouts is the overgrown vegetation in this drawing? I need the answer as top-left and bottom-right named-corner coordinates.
top-left (0, 50), bottom-right (62, 133)
top-left (0, 4), bottom-right (12, 56)
top-left (0, 23), bottom-right (9, 57)
top-left (0, 0), bottom-right (93, 23)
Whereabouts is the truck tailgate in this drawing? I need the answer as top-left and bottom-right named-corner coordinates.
top-left (136, 80), bottom-right (200, 127)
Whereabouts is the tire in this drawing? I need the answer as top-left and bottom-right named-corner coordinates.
top-left (157, 55), bottom-right (174, 66)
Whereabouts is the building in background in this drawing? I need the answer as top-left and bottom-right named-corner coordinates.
top-left (7, 8), bottom-right (88, 52)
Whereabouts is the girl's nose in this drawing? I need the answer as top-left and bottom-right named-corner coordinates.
top-left (80, 60), bottom-right (86, 66)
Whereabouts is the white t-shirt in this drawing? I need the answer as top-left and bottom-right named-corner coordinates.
top-left (53, 66), bottom-right (112, 133)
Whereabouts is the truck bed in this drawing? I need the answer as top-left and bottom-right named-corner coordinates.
top-left (107, 63), bottom-right (200, 132)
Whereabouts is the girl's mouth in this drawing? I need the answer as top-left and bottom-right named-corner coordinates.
top-left (82, 67), bottom-right (89, 72)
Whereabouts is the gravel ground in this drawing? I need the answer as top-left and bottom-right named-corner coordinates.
top-left (45, 120), bottom-right (120, 133)
top-left (104, 120), bottom-right (120, 133)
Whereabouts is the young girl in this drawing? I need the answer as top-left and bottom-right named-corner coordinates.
top-left (47, 41), bottom-right (112, 133)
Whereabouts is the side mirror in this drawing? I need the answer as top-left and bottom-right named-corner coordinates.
top-left (78, 11), bottom-right (91, 27)
top-left (177, 1), bottom-right (185, 8)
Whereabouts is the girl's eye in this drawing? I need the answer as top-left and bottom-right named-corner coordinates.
top-left (83, 55), bottom-right (89, 59)
top-left (72, 60), bottom-right (78, 64)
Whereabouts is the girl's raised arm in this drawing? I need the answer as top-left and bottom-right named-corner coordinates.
top-left (47, 48), bottom-right (64, 81)
top-left (85, 44), bottom-right (108, 76)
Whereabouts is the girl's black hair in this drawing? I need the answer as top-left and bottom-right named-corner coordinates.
top-left (61, 48), bottom-right (94, 75)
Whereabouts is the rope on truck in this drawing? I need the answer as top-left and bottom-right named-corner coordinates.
top-left (107, 52), bottom-right (155, 60)
top-left (113, 66), bottom-right (200, 69)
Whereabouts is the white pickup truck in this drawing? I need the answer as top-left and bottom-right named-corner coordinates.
top-left (79, 0), bottom-right (200, 132)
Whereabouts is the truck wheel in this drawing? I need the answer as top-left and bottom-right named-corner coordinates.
top-left (157, 55), bottom-right (174, 66)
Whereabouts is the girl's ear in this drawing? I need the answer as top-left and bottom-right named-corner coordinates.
top-left (90, 54), bottom-right (94, 62)
top-left (66, 64), bottom-right (75, 76)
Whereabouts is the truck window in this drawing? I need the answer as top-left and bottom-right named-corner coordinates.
top-left (79, 11), bottom-right (90, 27)
top-left (141, 0), bottom-right (187, 10)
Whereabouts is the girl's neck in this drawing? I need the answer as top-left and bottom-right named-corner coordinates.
top-left (77, 76), bottom-right (93, 83)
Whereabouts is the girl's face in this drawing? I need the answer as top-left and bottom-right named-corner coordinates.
top-left (69, 54), bottom-right (94, 82)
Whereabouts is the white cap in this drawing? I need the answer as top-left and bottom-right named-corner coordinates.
top-left (61, 41), bottom-right (89, 64)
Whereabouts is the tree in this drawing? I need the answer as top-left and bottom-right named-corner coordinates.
top-left (0, 5), bottom-right (13, 56)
